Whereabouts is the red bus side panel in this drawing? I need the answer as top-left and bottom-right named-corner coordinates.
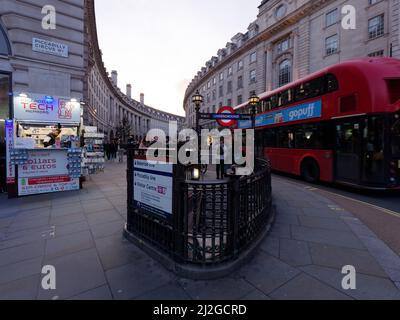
top-left (265, 148), bottom-right (334, 182)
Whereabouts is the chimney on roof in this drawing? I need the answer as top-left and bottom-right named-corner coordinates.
top-left (140, 93), bottom-right (144, 106)
top-left (111, 70), bottom-right (118, 86)
top-left (126, 84), bottom-right (132, 98)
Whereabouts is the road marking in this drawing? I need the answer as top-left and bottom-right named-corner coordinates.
top-left (317, 189), bottom-right (400, 219)
top-left (273, 176), bottom-right (400, 219)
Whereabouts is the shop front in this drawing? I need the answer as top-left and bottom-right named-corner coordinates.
top-left (0, 72), bottom-right (11, 193)
top-left (7, 93), bottom-right (83, 198)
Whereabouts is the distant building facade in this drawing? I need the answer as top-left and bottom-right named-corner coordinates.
top-left (183, 0), bottom-right (400, 129)
top-left (84, 0), bottom-right (184, 142)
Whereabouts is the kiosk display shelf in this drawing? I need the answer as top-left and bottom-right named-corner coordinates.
top-left (82, 126), bottom-right (105, 176)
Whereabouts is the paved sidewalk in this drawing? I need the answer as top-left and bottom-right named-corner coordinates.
top-left (0, 161), bottom-right (399, 300)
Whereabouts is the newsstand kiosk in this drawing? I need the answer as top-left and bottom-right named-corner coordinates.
top-left (6, 93), bottom-right (82, 198)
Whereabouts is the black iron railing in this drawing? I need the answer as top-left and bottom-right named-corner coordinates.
top-left (126, 147), bottom-right (273, 268)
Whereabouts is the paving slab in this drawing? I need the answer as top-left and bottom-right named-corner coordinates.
top-left (135, 281), bottom-right (191, 300)
top-left (0, 241), bottom-right (45, 267)
top-left (45, 230), bottom-right (95, 260)
top-left (180, 277), bottom-right (254, 300)
top-left (308, 243), bottom-right (388, 278)
top-left (38, 248), bottom-right (107, 300)
top-left (291, 225), bottom-right (365, 250)
top-left (106, 260), bottom-right (172, 300)
top-left (238, 251), bottom-right (300, 295)
top-left (279, 238), bottom-right (312, 267)
top-left (0, 274), bottom-right (40, 300)
top-left (300, 265), bottom-right (400, 300)
top-left (69, 285), bottom-right (113, 300)
top-left (269, 273), bottom-right (352, 300)
top-left (95, 234), bottom-right (149, 271)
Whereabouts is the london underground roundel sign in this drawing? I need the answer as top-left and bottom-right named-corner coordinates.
top-left (216, 106), bottom-right (237, 127)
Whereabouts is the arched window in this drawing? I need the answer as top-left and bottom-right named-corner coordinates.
top-left (0, 24), bottom-right (11, 56)
top-left (278, 59), bottom-right (291, 87)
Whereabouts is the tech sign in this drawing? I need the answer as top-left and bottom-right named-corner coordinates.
top-left (13, 93), bottom-right (81, 124)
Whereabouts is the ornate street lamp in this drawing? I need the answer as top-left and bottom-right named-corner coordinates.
top-left (248, 91), bottom-right (260, 130)
top-left (192, 90), bottom-right (203, 135)
top-left (192, 90), bottom-right (204, 177)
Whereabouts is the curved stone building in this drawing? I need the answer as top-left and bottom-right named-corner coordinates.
top-left (0, 0), bottom-right (184, 192)
top-left (183, 0), bottom-right (400, 129)
top-left (84, 0), bottom-right (184, 142)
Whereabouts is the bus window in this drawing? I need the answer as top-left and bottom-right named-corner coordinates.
top-left (391, 117), bottom-right (400, 156)
top-left (294, 125), bottom-right (326, 150)
top-left (270, 95), bottom-right (278, 109)
top-left (264, 129), bottom-right (277, 148)
top-left (278, 128), bottom-right (295, 148)
top-left (278, 89), bottom-right (293, 107)
top-left (326, 74), bottom-right (339, 92)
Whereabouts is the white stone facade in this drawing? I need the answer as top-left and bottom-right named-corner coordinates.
top-left (183, 0), bottom-right (400, 129)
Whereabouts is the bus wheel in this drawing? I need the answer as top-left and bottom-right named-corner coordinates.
top-left (301, 158), bottom-right (320, 183)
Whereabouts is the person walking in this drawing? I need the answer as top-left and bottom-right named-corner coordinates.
top-left (118, 143), bottom-right (124, 163)
top-left (216, 138), bottom-right (227, 180)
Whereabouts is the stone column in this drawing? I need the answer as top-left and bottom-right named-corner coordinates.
top-left (266, 44), bottom-right (273, 92)
top-left (292, 30), bottom-right (299, 81)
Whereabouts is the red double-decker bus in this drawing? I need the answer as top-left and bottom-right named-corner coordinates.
top-left (236, 58), bottom-right (400, 189)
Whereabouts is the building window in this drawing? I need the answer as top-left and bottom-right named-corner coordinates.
top-left (219, 72), bottom-right (224, 81)
top-left (212, 90), bottom-right (216, 101)
top-left (213, 77), bottom-right (217, 85)
top-left (227, 81), bottom-right (232, 93)
top-left (238, 60), bottom-right (244, 71)
top-left (326, 8), bottom-right (338, 27)
top-left (369, 0), bottom-right (382, 5)
top-left (325, 34), bottom-right (339, 55)
top-left (228, 66), bottom-right (233, 76)
top-left (219, 85), bottom-right (223, 97)
top-left (278, 60), bottom-right (291, 87)
top-left (277, 37), bottom-right (290, 54)
top-left (206, 93), bottom-right (210, 103)
top-left (250, 52), bottom-right (257, 64)
top-left (207, 81), bottom-right (211, 89)
top-left (219, 102), bottom-right (223, 108)
top-left (237, 76), bottom-right (243, 89)
top-left (368, 15), bottom-right (384, 39)
top-left (275, 4), bottom-right (286, 19)
top-left (227, 98), bottom-right (232, 107)
top-left (237, 95), bottom-right (243, 105)
top-left (368, 50), bottom-right (384, 57)
top-left (250, 70), bottom-right (256, 83)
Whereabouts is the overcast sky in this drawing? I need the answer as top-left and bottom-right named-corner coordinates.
top-left (95, 0), bottom-right (261, 116)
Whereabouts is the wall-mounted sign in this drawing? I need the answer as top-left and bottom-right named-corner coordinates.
top-left (14, 93), bottom-right (81, 124)
top-left (18, 176), bottom-right (79, 196)
top-left (133, 158), bottom-right (173, 218)
top-left (32, 38), bottom-right (68, 58)
top-left (238, 100), bottom-right (322, 129)
top-left (14, 137), bottom-right (35, 149)
top-left (5, 120), bottom-right (15, 184)
top-left (18, 150), bottom-right (69, 178)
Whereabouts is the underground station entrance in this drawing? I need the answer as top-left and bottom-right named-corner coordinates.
top-left (123, 146), bottom-right (274, 279)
